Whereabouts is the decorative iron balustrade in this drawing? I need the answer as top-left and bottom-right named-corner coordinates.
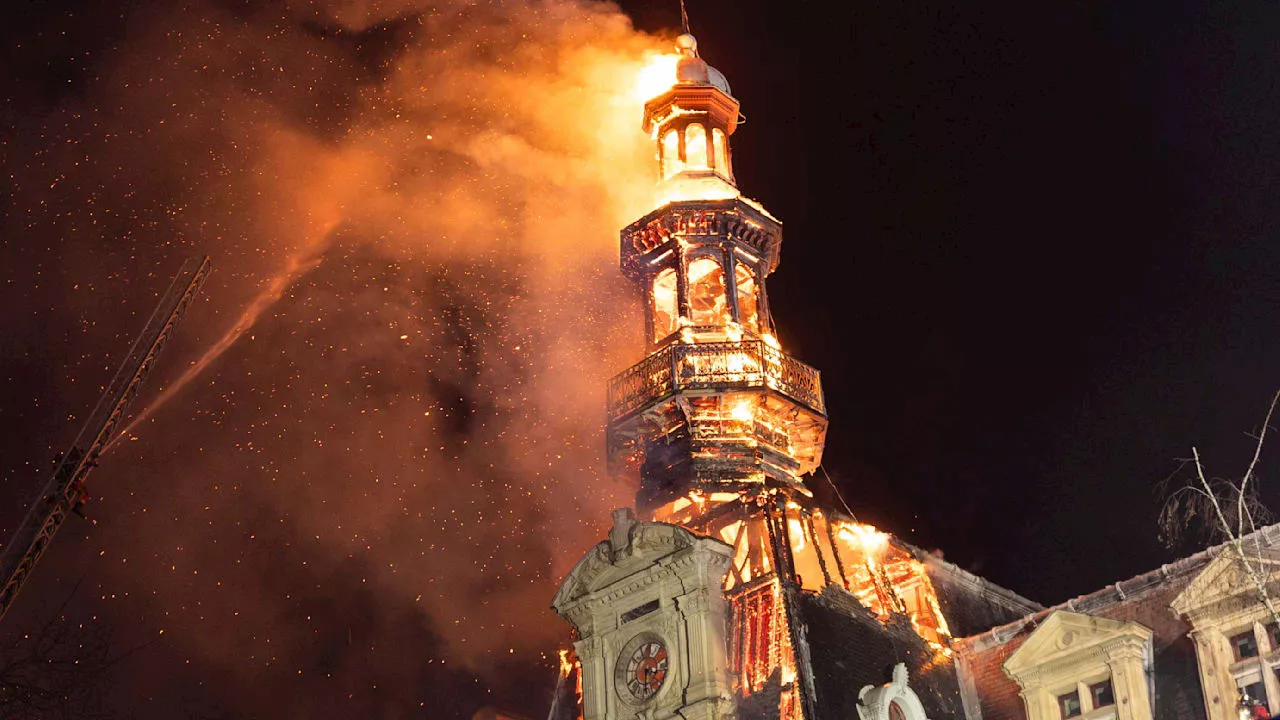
top-left (607, 340), bottom-right (825, 420)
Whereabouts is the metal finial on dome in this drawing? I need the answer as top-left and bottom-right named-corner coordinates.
top-left (670, 33), bottom-right (730, 96)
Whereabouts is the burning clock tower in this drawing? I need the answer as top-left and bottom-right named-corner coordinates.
top-left (553, 34), bottom-right (1033, 720)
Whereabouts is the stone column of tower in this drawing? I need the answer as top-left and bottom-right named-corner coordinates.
top-left (603, 34), bottom-right (834, 720)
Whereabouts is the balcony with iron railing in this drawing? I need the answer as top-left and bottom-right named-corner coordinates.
top-left (607, 340), bottom-right (826, 421)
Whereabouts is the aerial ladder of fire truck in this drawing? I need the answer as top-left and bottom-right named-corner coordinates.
top-left (0, 256), bottom-right (212, 621)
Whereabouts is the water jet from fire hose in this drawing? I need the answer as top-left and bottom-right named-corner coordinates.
top-left (104, 242), bottom-right (331, 454)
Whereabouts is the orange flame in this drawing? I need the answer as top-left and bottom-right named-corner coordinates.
top-left (557, 648), bottom-right (574, 678)
top-left (634, 52), bottom-right (681, 102)
top-left (836, 522), bottom-right (889, 554)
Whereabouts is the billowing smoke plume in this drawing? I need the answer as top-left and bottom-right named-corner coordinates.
top-left (0, 0), bottom-right (669, 716)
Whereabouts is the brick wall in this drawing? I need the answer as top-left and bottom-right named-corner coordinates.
top-left (957, 577), bottom-right (1205, 720)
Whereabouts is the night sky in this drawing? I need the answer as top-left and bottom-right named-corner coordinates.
top-left (3, 0), bottom-right (1280, 718)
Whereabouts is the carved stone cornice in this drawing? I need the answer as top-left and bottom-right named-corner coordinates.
top-left (553, 520), bottom-right (733, 640)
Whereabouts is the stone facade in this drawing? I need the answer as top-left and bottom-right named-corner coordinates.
top-left (548, 517), bottom-right (1280, 720)
top-left (552, 509), bottom-right (736, 720)
top-left (954, 525), bottom-right (1280, 720)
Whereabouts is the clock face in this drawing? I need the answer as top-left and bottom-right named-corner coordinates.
top-left (623, 640), bottom-right (668, 701)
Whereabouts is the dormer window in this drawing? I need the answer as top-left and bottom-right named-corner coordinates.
top-left (1049, 680), bottom-right (1116, 720)
top-left (1172, 555), bottom-right (1280, 720)
top-left (1089, 679), bottom-right (1114, 710)
top-left (1003, 611), bottom-right (1155, 720)
top-left (1058, 690), bottom-right (1082, 719)
top-left (1221, 625), bottom-right (1275, 716)
top-left (1235, 630), bottom-right (1262, 660)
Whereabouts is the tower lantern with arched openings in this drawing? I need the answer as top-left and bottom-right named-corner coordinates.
top-left (645, 34), bottom-right (740, 198)
top-left (609, 33), bottom-right (827, 515)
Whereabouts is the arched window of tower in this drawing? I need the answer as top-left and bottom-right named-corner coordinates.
top-left (661, 129), bottom-right (683, 180)
top-left (687, 256), bottom-right (727, 327)
top-left (734, 263), bottom-right (759, 334)
top-left (712, 128), bottom-right (730, 179)
top-left (651, 268), bottom-right (679, 342)
top-left (685, 123), bottom-right (708, 169)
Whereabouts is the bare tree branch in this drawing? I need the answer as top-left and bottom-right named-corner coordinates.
top-left (0, 579), bottom-right (130, 720)
top-left (1159, 389), bottom-right (1280, 630)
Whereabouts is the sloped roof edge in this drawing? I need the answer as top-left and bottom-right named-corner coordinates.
top-left (953, 522), bottom-right (1280, 653)
top-left (898, 540), bottom-right (1044, 617)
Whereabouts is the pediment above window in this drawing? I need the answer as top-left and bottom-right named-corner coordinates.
top-left (1171, 549), bottom-right (1280, 626)
top-left (1004, 611), bottom-right (1151, 684)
